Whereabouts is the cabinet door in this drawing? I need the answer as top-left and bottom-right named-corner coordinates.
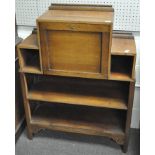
top-left (38, 22), bottom-right (112, 79)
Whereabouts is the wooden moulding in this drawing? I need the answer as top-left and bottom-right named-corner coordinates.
top-left (30, 103), bottom-right (125, 145)
top-left (49, 4), bottom-right (114, 12)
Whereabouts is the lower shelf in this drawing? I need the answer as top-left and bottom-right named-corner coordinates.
top-left (31, 103), bottom-right (126, 144)
top-left (110, 72), bottom-right (132, 81)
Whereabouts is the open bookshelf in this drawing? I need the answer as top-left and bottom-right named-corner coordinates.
top-left (31, 102), bottom-right (126, 144)
top-left (25, 74), bottom-right (129, 110)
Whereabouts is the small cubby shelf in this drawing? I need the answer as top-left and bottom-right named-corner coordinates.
top-left (30, 102), bottom-right (126, 144)
top-left (18, 34), bottom-right (42, 74)
top-left (110, 35), bottom-right (136, 81)
top-left (18, 48), bottom-right (41, 74)
top-left (110, 55), bottom-right (134, 81)
top-left (26, 74), bottom-right (129, 110)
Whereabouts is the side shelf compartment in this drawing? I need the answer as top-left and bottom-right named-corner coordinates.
top-left (17, 34), bottom-right (42, 74)
top-left (110, 55), bottom-right (135, 81)
top-left (110, 34), bottom-right (136, 81)
top-left (18, 48), bottom-right (41, 74)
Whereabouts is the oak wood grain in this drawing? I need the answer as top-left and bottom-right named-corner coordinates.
top-left (46, 30), bottom-right (101, 73)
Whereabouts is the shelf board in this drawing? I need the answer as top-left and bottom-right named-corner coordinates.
top-left (20, 66), bottom-right (42, 74)
top-left (18, 34), bottom-right (39, 50)
top-left (31, 104), bottom-right (125, 144)
top-left (111, 36), bottom-right (136, 56)
top-left (110, 72), bottom-right (133, 82)
top-left (28, 80), bottom-right (128, 110)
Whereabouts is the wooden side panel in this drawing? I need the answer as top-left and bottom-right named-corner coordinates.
top-left (47, 30), bottom-right (101, 73)
top-left (20, 73), bottom-right (33, 139)
top-left (132, 55), bottom-right (136, 79)
top-left (123, 82), bottom-right (135, 152)
top-left (15, 59), bottom-right (25, 141)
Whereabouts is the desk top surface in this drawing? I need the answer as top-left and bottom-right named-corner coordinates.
top-left (37, 10), bottom-right (114, 24)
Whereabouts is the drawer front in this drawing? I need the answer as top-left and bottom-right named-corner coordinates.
top-left (38, 22), bottom-right (112, 79)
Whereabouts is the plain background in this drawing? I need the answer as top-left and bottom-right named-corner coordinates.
top-left (0, 0), bottom-right (154, 154)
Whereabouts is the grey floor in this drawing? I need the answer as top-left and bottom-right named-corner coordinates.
top-left (16, 129), bottom-right (139, 155)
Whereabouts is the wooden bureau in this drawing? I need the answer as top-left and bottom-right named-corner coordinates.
top-left (17, 4), bottom-right (136, 153)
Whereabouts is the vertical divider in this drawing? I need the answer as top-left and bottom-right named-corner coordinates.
top-left (108, 25), bottom-right (113, 79)
top-left (101, 31), bottom-right (111, 79)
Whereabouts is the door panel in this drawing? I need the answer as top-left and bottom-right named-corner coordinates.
top-left (47, 30), bottom-right (101, 73)
top-left (38, 22), bottom-right (111, 79)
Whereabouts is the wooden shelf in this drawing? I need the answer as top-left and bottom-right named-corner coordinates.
top-left (18, 34), bottom-right (39, 50)
top-left (20, 66), bottom-right (42, 74)
top-left (110, 55), bottom-right (134, 81)
top-left (31, 103), bottom-right (125, 144)
top-left (18, 48), bottom-right (42, 74)
top-left (110, 72), bottom-right (132, 81)
top-left (27, 77), bottom-right (128, 110)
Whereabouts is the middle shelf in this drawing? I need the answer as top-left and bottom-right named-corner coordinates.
top-left (26, 75), bottom-right (129, 110)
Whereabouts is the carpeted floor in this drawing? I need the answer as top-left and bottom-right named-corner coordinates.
top-left (16, 129), bottom-right (139, 155)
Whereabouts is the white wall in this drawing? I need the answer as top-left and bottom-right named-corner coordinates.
top-left (17, 26), bottom-right (140, 129)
